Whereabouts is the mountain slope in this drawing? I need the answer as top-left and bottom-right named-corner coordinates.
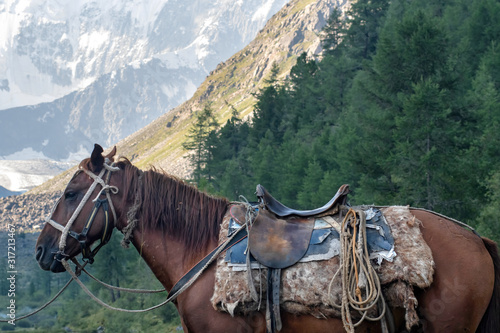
top-left (114, 0), bottom-right (350, 177)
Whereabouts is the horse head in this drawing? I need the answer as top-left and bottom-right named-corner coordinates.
top-left (35, 144), bottom-right (127, 272)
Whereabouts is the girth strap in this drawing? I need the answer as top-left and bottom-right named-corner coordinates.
top-left (266, 268), bottom-right (282, 332)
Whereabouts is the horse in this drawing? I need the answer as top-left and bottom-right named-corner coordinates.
top-left (35, 144), bottom-right (500, 332)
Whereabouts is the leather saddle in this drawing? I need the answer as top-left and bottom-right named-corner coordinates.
top-left (256, 184), bottom-right (350, 217)
top-left (230, 184), bottom-right (349, 269)
top-left (231, 184), bottom-right (350, 332)
top-left (249, 209), bottom-right (314, 269)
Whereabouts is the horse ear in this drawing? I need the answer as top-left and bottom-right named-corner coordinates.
top-left (104, 146), bottom-right (117, 161)
top-left (90, 144), bottom-right (104, 173)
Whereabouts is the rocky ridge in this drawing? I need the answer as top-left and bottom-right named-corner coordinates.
top-left (0, 192), bottom-right (61, 232)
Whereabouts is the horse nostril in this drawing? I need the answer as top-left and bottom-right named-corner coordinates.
top-left (35, 246), bottom-right (44, 261)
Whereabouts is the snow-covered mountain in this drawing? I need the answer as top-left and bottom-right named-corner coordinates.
top-left (0, 0), bottom-right (289, 192)
top-left (0, 0), bottom-right (289, 109)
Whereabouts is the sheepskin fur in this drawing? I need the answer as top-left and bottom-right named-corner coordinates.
top-left (211, 205), bottom-right (434, 329)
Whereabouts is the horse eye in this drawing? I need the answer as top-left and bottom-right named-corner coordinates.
top-left (65, 191), bottom-right (77, 200)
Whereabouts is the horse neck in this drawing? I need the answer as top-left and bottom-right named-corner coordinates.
top-left (128, 227), bottom-right (202, 291)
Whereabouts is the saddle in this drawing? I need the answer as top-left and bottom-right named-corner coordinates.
top-left (248, 209), bottom-right (315, 269)
top-left (256, 184), bottom-right (350, 217)
top-left (233, 184), bottom-right (350, 332)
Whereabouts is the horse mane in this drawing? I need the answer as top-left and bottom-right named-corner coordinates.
top-left (78, 155), bottom-right (229, 253)
top-left (115, 159), bottom-right (229, 254)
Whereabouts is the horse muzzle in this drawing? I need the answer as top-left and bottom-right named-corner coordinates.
top-left (35, 245), bottom-right (66, 273)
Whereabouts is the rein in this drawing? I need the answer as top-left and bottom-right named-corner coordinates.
top-left (60, 224), bottom-right (248, 313)
top-left (0, 278), bottom-right (74, 323)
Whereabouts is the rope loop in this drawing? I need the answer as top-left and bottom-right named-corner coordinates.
top-left (93, 185), bottom-right (119, 202)
top-left (121, 170), bottom-right (144, 248)
top-left (104, 158), bottom-right (121, 172)
top-left (329, 208), bottom-right (388, 333)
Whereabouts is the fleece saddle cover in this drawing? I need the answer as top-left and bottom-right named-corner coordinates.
top-left (211, 205), bottom-right (434, 328)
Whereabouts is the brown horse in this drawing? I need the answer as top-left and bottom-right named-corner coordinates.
top-left (36, 144), bottom-right (500, 332)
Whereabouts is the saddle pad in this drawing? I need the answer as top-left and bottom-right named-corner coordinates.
top-left (225, 207), bottom-right (396, 270)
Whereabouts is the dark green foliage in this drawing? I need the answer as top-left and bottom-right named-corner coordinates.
top-left (190, 0), bottom-right (500, 243)
top-left (341, 0), bottom-right (390, 60)
top-left (182, 102), bottom-right (219, 184)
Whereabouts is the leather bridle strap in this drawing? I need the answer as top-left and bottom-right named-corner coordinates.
top-left (68, 197), bottom-right (113, 263)
top-left (167, 225), bottom-right (248, 299)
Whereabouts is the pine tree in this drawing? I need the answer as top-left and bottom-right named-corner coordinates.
top-left (286, 53), bottom-right (321, 131)
top-left (466, 46), bottom-right (500, 228)
top-left (392, 78), bottom-right (457, 210)
top-left (205, 105), bottom-right (251, 197)
top-left (182, 102), bottom-right (219, 183)
top-left (271, 131), bottom-right (311, 206)
top-left (374, 10), bottom-right (448, 95)
top-left (333, 9), bottom-right (458, 208)
top-left (475, 171), bottom-right (500, 242)
top-left (321, 7), bottom-right (347, 54)
top-left (341, 0), bottom-right (390, 60)
top-left (464, 0), bottom-right (500, 72)
top-left (250, 64), bottom-right (286, 144)
top-left (251, 129), bottom-right (278, 190)
top-left (318, 53), bottom-right (357, 121)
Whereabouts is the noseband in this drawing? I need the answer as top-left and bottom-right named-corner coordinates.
top-left (46, 160), bottom-right (120, 264)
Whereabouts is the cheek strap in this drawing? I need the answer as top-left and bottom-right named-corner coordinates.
top-left (69, 197), bottom-right (113, 264)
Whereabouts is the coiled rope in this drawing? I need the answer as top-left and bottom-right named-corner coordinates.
top-left (328, 208), bottom-right (388, 333)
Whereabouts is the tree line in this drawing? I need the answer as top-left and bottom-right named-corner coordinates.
top-left (184, 0), bottom-right (500, 242)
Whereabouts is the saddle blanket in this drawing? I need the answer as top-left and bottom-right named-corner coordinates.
top-left (211, 205), bottom-right (435, 328)
top-left (225, 207), bottom-right (396, 271)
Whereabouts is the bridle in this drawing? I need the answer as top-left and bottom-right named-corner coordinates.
top-left (46, 160), bottom-right (120, 264)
